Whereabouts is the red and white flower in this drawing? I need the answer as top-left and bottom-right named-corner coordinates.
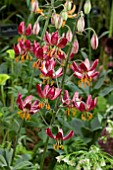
top-left (46, 128), bottom-right (74, 149)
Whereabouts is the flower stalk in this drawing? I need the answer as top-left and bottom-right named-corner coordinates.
top-left (40, 16), bottom-right (77, 170)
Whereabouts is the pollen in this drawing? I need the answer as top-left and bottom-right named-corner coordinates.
top-left (18, 111), bottom-right (31, 120)
top-left (46, 103), bottom-right (50, 110)
top-left (38, 102), bottom-right (45, 108)
top-left (53, 144), bottom-right (64, 150)
top-left (78, 76), bottom-right (92, 88)
top-left (81, 113), bottom-right (86, 121)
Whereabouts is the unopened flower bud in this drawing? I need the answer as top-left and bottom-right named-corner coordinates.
top-left (51, 13), bottom-right (56, 25)
top-left (32, 22), bottom-right (40, 35)
top-left (66, 30), bottom-right (73, 42)
top-left (55, 15), bottom-right (63, 29)
top-left (31, 0), bottom-right (38, 13)
top-left (84, 0), bottom-right (91, 14)
top-left (18, 21), bottom-right (25, 35)
top-left (91, 33), bottom-right (98, 50)
top-left (65, 1), bottom-right (72, 11)
top-left (77, 16), bottom-right (85, 33)
top-left (72, 40), bottom-right (79, 54)
top-left (61, 10), bottom-right (68, 21)
top-left (26, 24), bottom-right (32, 36)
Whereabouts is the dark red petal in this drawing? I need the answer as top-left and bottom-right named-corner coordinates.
top-left (16, 93), bottom-right (24, 110)
top-left (51, 31), bottom-right (58, 45)
top-left (89, 59), bottom-right (99, 71)
top-left (57, 37), bottom-right (67, 48)
top-left (63, 130), bottom-right (74, 140)
top-left (46, 128), bottom-right (55, 139)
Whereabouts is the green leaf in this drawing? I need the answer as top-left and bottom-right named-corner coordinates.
top-left (14, 161), bottom-right (32, 169)
top-left (94, 71), bottom-right (107, 89)
top-left (6, 49), bottom-right (15, 59)
top-left (99, 85), bottom-right (113, 96)
top-left (0, 74), bottom-right (10, 85)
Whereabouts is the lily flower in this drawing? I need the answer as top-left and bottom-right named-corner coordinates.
top-left (16, 93), bottom-right (40, 120)
top-left (46, 128), bottom-right (74, 150)
top-left (40, 59), bottom-right (63, 78)
top-left (18, 21), bottom-right (32, 36)
top-left (37, 84), bottom-right (62, 100)
top-left (71, 58), bottom-right (99, 87)
top-left (61, 90), bottom-right (80, 116)
top-left (73, 94), bottom-right (97, 112)
top-left (44, 31), bottom-right (67, 48)
top-left (14, 39), bottom-right (32, 62)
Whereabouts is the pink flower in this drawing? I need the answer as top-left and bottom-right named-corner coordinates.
top-left (37, 84), bottom-right (62, 100)
top-left (18, 21), bottom-right (32, 36)
top-left (44, 31), bottom-right (67, 48)
top-left (62, 90), bottom-right (79, 108)
top-left (31, 0), bottom-right (39, 13)
top-left (73, 94), bottom-right (97, 112)
top-left (66, 30), bottom-right (73, 42)
top-left (40, 59), bottom-right (63, 78)
top-left (91, 34), bottom-right (98, 50)
top-left (46, 128), bottom-right (74, 149)
top-left (71, 58), bottom-right (99, 87)
top-left (16, 93), bottom-right (40, 120)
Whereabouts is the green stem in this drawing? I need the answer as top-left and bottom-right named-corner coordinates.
top-left (1, 85), bottom-right (6, 107)
top-left (109, 0), bottom-right (113, 37)
top-left (10, 60), bottom-right (14, 111)
top-left (40, 17), bottom-right (77, 170)
top-left (28, 68), bottom-right (35, 94)
top-left (87, 14), bottom-right (91, 60)
top-left (11, 120), bottom-right (23, 165)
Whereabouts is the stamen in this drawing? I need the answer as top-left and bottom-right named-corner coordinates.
top-left (21, 55), bottom-right (25, 62)
top-left (50, 80), bottom-right (54, 86)
top-left (46, 103), bottom-right (50, 110)
top-left (81, 113), bottom-right (86, 121)
top-left (38, 102), bottom-right (45, 108)
top-left (15, 57), bottom-right (19, 62)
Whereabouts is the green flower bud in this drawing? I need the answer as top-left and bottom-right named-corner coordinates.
top-left (84, 0), bottom-right (91, 14)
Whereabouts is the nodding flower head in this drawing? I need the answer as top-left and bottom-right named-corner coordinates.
top-left (46, 128), bottom-right (74, 150)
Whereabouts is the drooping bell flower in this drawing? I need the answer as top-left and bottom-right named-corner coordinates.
top-left (66, 30), bottom-right (73, 42)
top-left (31, 0), bottom-right (44, 15)
top-left (91, 33), bottom-right (98, 50)
top-left (18, 21), bottom-right (32, 36)
top-left (16, 93), bottom-right (40, 120)
top-left (71, 58), bottom-right (99, 87)
top-left (46, 128), bottom-right (74, 150)
top-left (40, 59), bottom-right (63, 79)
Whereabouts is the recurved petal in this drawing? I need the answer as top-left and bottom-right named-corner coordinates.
top-left (16, 93), bottom-right (24, 110)
top-left (23, 95), bottom-right (33, 107)
top-left (89, 59), bottom-right (99, 71)
top-left (47, 86), bottom-right (55, 100)
top-left (46, 128), bottom-right (55, 139)
top-left (54, 68), bottom-right (63, 77)
top-left (63, 130), bottom-right (74, 140)
top-left (51, 88), bottom-right (62, 100)
top-left (36, 84), bottom-right (45, 98)
top-left (51, 31), bottom-right (59, 45)
top-left (44, 31), bottom-right (51, 44)
top-left (70, 62), bottom-right (81, 72)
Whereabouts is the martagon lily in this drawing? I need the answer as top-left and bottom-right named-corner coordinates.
top-left (40, 58), bottom-right (63, 79)
top-left (46, 128), bottom-right (74, 150)
top-left (71, 58), bottom-right (99, 87)
top-left (37, 84), bottom-right (62, 110)
top-left (16, 93), bottom-right (40, 120)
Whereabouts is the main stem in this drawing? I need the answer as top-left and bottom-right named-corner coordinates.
top-left (109, 0), bottom-right (113, 37)
top-left (87, 14), bottom-right (91, 60)
top-left (1, 85), bottom-right (6, 107)
top-left (40, 19), bottom-right (77, 170)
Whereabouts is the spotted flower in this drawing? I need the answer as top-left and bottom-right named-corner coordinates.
top-left (46, 128), bottom-right (74, 150)
top-left (16, 93), bottom-right (40, 120)
top-left (71, 58), bottom-right (99, 87)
